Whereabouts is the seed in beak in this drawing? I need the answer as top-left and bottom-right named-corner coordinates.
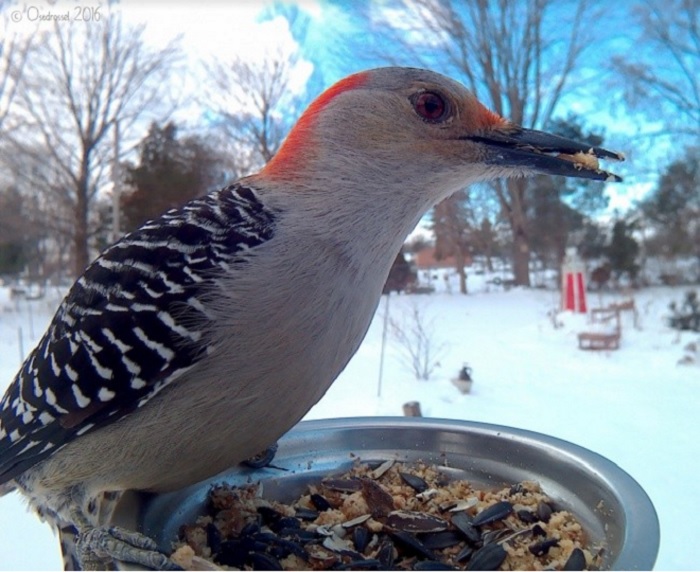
top-left (556, 150), bottom-right (599, 171)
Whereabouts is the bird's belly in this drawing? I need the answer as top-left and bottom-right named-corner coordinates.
top-left (36, 280), bottom-right (382, 494)
top-left (34, 364), bottom-right (338, 494)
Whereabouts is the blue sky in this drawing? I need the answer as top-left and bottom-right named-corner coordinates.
top-left (6, 0), bottom-right (689, 212)
top-left (254, 1), bottom-right (666, 212)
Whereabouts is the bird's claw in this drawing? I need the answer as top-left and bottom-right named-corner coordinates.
top-left (241, 442), bottom-right (279, 468)
top-left (78, 525), bottom-right (182, 570)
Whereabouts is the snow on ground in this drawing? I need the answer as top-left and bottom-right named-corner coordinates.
top-left (0, 276), bottom-right (698, 570)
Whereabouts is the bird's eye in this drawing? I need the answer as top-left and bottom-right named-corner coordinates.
top-left (412, 92), bottom-right (448, 122)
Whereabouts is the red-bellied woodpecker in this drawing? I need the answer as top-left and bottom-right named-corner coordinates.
top-left (0, 67), bottom-right (623, 569)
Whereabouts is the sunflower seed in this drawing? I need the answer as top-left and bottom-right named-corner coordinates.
top-left (390, 530), bottom-right (437, 561)
top-left (240, 521), bottom-right (261, 537)
top-left (448, 498), bottom-right (479, 512)
top-left (353, 526), bottom-right (371, 553)
top-left (370, 459), bottom-right (395, 479)
top-left (270, 516), bottom-right (300, 533)
top-left (472, 501), bottom-right (513, 526)
top-left (413, 560), bottom-right (458, 570)
top-left (451, 511), bottom-right (481, 544)
top-left (377, 539), bottom-right (395, 568)
top-left (517, 509), bottom-right (539, 524)
top-left (335, 558), bottom-right (383, 570)
top-left (249, 551), bottom-right (282, 571)
top-left (537, 501), bottom-right (553, 523)
top-left (563, 547), bottom-right (587, 570)
top-left (419, 530), bottom-right (463, 550)
top-left (342, 514), bottom-right (372, 528)
top-left (262, 536), bottom-right (308, 560)
top-left (529, 538), bottom-right (559, 556)
top-left (310, 493), bottom-right (333, 512)
top-left (400, 472), bottom-right (429, 493)
top-left (482, 528), bottom-right (517, 545)
top-left (455, 545), bottom-right (474, 563)
top-left (295, 507), bottom-right (319, 521)
top-left (316, 525), bottom-right (334, 537)
top-left (322, 478), bottom-right (363, 493)
top-left (416, 488), bottom-right (440, 501)
top-left (386, 510), bottom-right (449, 533)
top-left (323, 534), bottom-right (354, 553)
top-left (206, 522), bottom-right (222, 555)
top-left (465, 543), bottom-right (507, 571)
top-left (257, 506), bottom-right (284, 525)
top-left (360, 478), bottom-right (395, 517)
top-left (509, 483), bottom-right (524, 495)
top-left (215, 539), bottom-right (248, 568)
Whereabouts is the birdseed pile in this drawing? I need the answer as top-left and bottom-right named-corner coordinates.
top-left (171, 460), bottom-right (602, 570)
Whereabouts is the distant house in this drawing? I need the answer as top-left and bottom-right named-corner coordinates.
top-left (412, 247), bottom-right (472, 271)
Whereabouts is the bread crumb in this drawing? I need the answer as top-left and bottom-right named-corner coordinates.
top-left (558, 151), bottom-right (600, 170)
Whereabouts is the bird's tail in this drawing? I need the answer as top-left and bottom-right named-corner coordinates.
top-left (58, 522), bottom-right (82, 571)
top-left (0, 481), bottom-right (16, 496)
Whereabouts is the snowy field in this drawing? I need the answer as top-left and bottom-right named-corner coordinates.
top-left (0, 275), bottom-right (698, 570)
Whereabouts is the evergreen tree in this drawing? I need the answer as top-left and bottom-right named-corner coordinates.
top-left (121, 123), bottom-right (226, 232)
top-left (0, 242), bottom-right (26, 276)
top-left (640, 148), bottom-right (699, 259)
top-left (383, 251), bottom-right (416, 294)
top-left (578, 219), bottom-right (608, 261)
top-left (607, 219), bottom-right (640, 282)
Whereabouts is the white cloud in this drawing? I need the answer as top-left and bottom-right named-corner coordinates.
top-left (116, 2), bottom-right (315, 125)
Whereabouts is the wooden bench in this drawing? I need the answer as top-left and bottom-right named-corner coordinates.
top-left (578, 308), bottom-right (621, 350)
top-left (609, 298), bottom-right (639, 329)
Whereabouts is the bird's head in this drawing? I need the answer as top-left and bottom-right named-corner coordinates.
top-left (259, 67), bottom-right (623, 203)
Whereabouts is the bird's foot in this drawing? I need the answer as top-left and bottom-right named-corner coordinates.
top-left (77, 525), bottom-right (181, 570)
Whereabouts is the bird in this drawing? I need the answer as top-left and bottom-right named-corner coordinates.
top-left (0, 67), bottom-right (624, 570)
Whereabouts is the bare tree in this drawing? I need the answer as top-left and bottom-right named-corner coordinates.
top-left (203, 46), bottom-right (308, 176)
top-left (0, 27), bottom-right (33, 135)
top-left (388, 300), bottom-right (448, 381)
top-left (463, 184), bottom-right (504, 273)
top-left (431, 191), bottom-right (471, 294)
top-left (9, 13), bottom-right (181, 276)
top-left (362, 0), bottom-right (603, 285)
top-left (612, 0), bottom-right (699, 141)
top-left (1, 144), bottom-right (75, 278)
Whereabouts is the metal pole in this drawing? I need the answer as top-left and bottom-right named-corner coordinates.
top-left (18, 326), bottom-right (24, 363)
top-left (111, 120), bottom-right (121, 243)
top-left (27, 299), bottom-right (34, 339)
top-left (377, 292), bottom-right (390, 397)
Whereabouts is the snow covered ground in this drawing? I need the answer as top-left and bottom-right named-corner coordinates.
top-left (0, 275), bottom-right (697, 570)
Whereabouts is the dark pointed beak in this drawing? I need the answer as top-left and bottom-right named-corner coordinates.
top-left (466, 127), bottom-right (625, 182)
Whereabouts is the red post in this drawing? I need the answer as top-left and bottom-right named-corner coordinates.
top-left (561, 248), bottom-right (587, 313)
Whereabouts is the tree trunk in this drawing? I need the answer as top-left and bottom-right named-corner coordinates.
top-left (74, 170), bottom-right (90, 276)
top-left (512, 231), bottom-right (531, 286)
top-left (454, 249), bottom-right (468, 294)
top-left (485, 252), bottom-right (494, 273)
top-left (507, 179), bottom-right (531, 286)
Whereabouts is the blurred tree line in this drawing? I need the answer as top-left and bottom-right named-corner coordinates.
top-left (0, 4), bottom-right (309, 281)
top-left (119, 122), bottom-right (228, 233)
top-left (354, 0), bottom-right (698, 291)
top-left (0, 0), bottom-right (697, 290)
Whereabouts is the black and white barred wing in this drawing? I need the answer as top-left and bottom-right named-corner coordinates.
top-left (0, 185), bottom-right (275, 485)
